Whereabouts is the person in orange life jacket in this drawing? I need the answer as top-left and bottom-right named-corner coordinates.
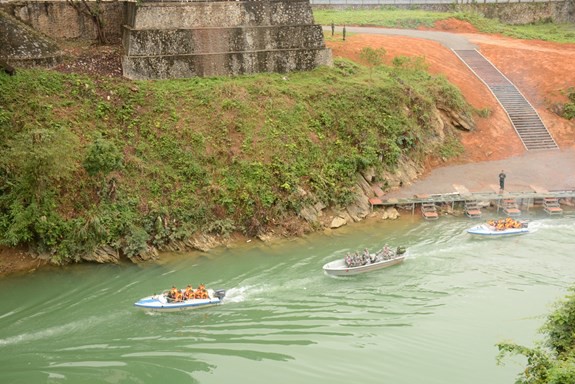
top-left (168, 286), bottom-right (178, 300)
top-left (195, 284), bottom-right (208, 299)
top-left (183, 285), bottom-right (194, 300)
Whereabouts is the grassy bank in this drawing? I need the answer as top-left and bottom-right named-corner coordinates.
top-left (313, 8), bottom-right (575, 43)
top-left (0, 57), bottom-right (470, 263)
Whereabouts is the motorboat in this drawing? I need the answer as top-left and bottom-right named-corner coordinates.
top-left (467, 218), bottom-right (529, 236)
top-left (323, 246), bottom-right (406, 276)
top-left (134, 287), bottom-right (226, 312)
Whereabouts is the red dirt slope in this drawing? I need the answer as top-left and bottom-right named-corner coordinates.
top-left (326, 19), bottom-right (575, 164)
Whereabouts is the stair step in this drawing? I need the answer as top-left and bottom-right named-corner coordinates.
top-left (453, 49), bottom-right (558, 151)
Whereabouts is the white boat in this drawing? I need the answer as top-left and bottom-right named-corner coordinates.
top-left (467, 218), bottom-right (529, 236)
top-left (134, 288), bottom-right (226, 312)
top-left (323, 246), bottom-right (406, 276)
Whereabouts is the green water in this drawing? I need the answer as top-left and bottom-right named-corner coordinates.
top-left (1, 212), bottom-right (574, 384)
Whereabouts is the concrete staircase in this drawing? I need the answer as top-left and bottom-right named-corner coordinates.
top-left (453, 49), bottom-right (558, 151)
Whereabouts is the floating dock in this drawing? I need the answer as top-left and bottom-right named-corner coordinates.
top-left (369, 184), bottom-right (574, 217)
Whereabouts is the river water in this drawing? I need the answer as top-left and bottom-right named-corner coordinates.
top-left (1, 210), bottom-right (574, 384)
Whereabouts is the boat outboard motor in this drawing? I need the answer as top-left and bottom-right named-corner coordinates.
top-left (396, 246), bottom-right (407, 255)
top-left (214, 289), bottom-right (226, 300)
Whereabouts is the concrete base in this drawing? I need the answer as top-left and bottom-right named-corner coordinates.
top-left (123, 47), bottom-right (332, 80)
top-left (122, 0), bottom-right (332, 79)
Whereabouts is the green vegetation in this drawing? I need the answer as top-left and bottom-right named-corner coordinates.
top-left (497, 287), bottom-right (575, 383)
top-left (438, 136), bottom-right (465, 159)
top-left (0, 60), bottom-right (470, 263)
top-left (456, 12), bottom-right (575, 43)
top-left (563, 88), bottom-right (575, 120)
top-left (314, 8), bottom-right (453, 30)
top-left (313, 8), bottom-right (575, 43)
top-left (475, 107), bottom-right (492, 119)
top-left (359, 47), bottom-right (387, 81)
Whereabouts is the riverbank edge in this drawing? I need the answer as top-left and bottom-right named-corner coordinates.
top-left (3, 200), bottom-right (573, 278)
top-left (0, 206), bottom-right (412, 277)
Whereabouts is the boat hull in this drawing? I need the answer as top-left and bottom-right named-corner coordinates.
top-left (323, 256), bottom-right (405, 276)
top-left (467, 224), bottom-right (529, 236)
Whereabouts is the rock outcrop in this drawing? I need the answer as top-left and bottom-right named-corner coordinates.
top-left (81, 245), bottom-right (120, 264)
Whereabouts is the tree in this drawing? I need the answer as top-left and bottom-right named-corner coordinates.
top-left (66, 0), bottom-right (107, 44)
top-left (359, 47), bottom-right (387, 81)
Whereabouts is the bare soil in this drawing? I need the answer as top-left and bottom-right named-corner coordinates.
top-left (2, 19), bottom-right (574, 276)
top-left (327, 19), bottom-right (575, 164)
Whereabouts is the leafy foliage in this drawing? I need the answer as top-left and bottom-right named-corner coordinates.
top-left (359, 47), bottom-right (387, 81)
top-left (497, 287), bottom-right (575, 384)
top-left (562, 88), bottom-right (575, 120)
top-left (83, 136), bottom-right (123, 176)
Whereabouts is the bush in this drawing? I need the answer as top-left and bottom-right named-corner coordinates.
top-left (83, 136), bottom-right (123, 176)
top-left (563, 88), bottom-right (575, 120)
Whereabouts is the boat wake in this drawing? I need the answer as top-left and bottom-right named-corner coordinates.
top-left (0, 312), bottom-right (123, 347)
top-left (531, 219), bottom-right (575, 231)
top-left (221, 286), bottom-right (254, 303)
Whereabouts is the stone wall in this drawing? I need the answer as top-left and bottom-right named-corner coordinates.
top-left (124, 25), bottom-right (327, 56)
top-left (122, 1), bottom-right (332, 79)
top-left (1, 1), bottom-right (126, 43)
top-left (126, 1), bottom-right (315, 29)
top-left (4, 0), bottom-right (570, 77)
top-left (0, 9), bottom-right (62, 65)
top-left (123, 48), bottom-right (333, 79)
top-left (472, 2), bottom-right (575, 24)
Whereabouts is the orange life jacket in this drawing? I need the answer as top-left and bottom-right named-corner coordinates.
top-left (185, 287), bottom-right (194, 299)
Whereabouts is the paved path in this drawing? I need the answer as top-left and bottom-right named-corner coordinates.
top-left (324, 26), bottom-right (478, 50)
top-left (383, 148), bottom-right (575, 199)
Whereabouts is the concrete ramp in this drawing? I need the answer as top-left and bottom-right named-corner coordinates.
top-left (453, 49), bottom-right (558, 151)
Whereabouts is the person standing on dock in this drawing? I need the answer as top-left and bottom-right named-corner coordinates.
top-left (499, 170), bottom-right (506, 192)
